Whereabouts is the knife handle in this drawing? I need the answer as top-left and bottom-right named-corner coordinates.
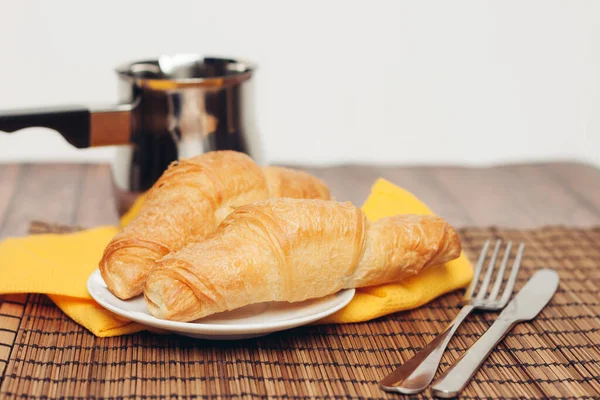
top-left (431, 317), bottom-right (516, 398)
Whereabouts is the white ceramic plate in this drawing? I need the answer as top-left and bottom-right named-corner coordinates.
top-left (87, 269), bottom-right (355, 340)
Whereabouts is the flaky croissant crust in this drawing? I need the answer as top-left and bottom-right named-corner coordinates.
top-left (144, 198), bottom-right (461, 322)
top-left (99, 151), bottom-right (331, 300)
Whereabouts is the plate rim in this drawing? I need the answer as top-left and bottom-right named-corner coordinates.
top-left (87, 269), bottom-right (355, 335)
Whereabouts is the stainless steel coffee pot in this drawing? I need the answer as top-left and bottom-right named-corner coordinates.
top-left (0, 54), bottom-right (263, 213)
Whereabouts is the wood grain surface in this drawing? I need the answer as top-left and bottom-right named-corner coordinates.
top-left (0, 161), bottom-right (599, 399)
top-left (0, 161), bottom-right (599, 239)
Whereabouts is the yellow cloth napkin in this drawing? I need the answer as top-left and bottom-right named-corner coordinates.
top-left (0, 226), bottom-right (145, 336)
top-left (0, 178), bottom-right (472, 337)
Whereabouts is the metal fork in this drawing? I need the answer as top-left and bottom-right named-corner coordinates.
top-left (379, 240), bottom-right (525, 395)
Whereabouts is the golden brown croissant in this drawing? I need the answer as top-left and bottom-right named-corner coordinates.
top-left (262, 166), bottom-right (330, 199)
top-left (99, 151), bottom-right (331, 300)
top-left (143, 198), bottom-right (462, 322)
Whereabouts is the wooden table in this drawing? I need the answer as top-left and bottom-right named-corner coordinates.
top-left (0, 161), bottom-right (599, 239)
top-left (0, 161), bottom-right (599, 399)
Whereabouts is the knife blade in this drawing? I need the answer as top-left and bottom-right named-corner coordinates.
top-left (430, 268), bottom-right (559, 398)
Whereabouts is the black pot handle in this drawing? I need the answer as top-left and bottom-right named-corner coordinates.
top-left (0, 106), bottom-right (91, 148)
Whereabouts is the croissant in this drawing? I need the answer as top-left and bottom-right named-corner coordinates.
top-left (144, 198), bottom-right (462, 322)
top-left (100, 151), bottom-right (330, 300)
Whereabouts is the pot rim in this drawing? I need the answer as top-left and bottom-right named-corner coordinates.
top-left (115, 54), bottom-right (256, 91)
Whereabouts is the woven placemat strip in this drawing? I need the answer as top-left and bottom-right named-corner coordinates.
top-left (0, 224), bottom-right (599, 399)
top-left (0, 294), bottom-right (28, 380)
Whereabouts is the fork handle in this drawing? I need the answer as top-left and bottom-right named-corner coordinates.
top-left (379, 304), bottom-right (475, 394)
top-left (431, 317), bottom-right (516, 398)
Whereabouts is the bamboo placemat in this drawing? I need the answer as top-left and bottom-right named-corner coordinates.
top-left (0, 223), bottom-right (599, 399)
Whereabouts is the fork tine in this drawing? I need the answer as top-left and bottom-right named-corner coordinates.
top-left (464, 240), bottom-right (490, 300)
top-left (498, 243), bottom-right (525, 306)
top-left (487, 241), bottom-right (512, 301)
top-left (475, 240), bottom-right (502, 301)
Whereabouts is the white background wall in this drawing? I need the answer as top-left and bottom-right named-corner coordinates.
top-left (0, 0), bottom-right (599, 166)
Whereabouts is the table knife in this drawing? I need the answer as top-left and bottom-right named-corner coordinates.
top-left (430, 268), bottom-right (559, 398)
